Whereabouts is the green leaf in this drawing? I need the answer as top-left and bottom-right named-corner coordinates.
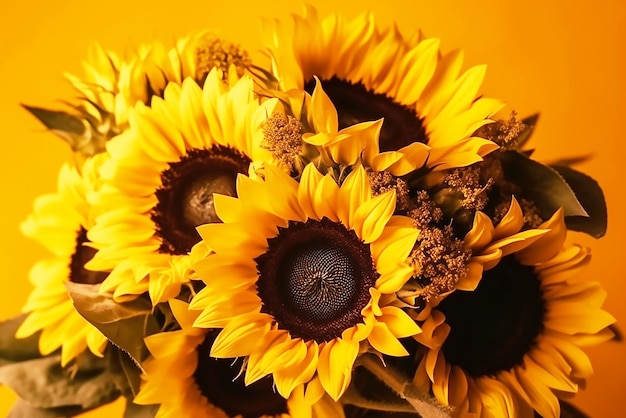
top-left (550, 165), bottom-right (607, 238)
top-left (533, 400), bottom-right (589, 418)
top-left (515, 113), bottom-right (539, 149)
top-left (8, 400), bottom-right (86, 418)
top-left (547, 154), bottom-right (593, 166)
top-left (21, 104), bottom-right (85, 135)
top-left (497, 151), bottom-right (588, 220)
top-left (560, 400), bottom-right (590, 418)
top-left (0, 314), bottom-right (43, 362)
top-left (107, 345), bottom-right (143, 397)
top-left (66, 283), bottom-right (159, 369)
top-left (0, 354), bottom-right (120, 410)
top-left (123, 399), bottom-right (159, 418)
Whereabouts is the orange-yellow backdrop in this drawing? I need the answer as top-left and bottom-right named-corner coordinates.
top-left (1, 0), bottom-right (624, 416)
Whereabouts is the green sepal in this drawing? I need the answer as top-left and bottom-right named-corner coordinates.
top-left (515, 113), bottom-right (539, 149)
top-left (550, 165), bottom-right (607, 238)
top-left (609, 324), bottom-right (623, 342)
top-left (21, 104), bottom-right (85, 136)
top-left (21, 104), bottom-right (107, 157)
top-left (0, 354), bottom-right (120, 412)
top-left (123, 399), bottom-right (158, 418)
top-left (66, 283), bottom-right (160, 371)
top-left (497, 151), bottom-right (588, 220)
top-left (0, 314), bottom-right (43, 362)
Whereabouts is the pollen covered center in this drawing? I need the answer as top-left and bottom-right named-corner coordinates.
top-left (256, 217), bottom-right (378, 343)
top-left (304, 76), bottom-right (428, 152)
top-left (152, 146), bottom-right (251, 255)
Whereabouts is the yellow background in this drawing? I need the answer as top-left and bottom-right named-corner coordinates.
top-left (0, 0), bottom-right (624, 416)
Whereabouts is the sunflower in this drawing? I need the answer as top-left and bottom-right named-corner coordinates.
top-left (15, 155), bottom-right (109, 366)
top-left (259, 5), bottom-right (503, 173)
top-left (86, 69), bottom-right (279, 304)
top-left (133, 299), bottom-right (344, 418)
top-left (189, 163), bottom-right (421, 402)
top-left (413, 209), bottom-right (615, 417)
top-left (62, 32), bottom-right (251, 154)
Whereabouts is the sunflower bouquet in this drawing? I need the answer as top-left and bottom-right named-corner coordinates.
top-left (0, 6), bottom-right (616, 418)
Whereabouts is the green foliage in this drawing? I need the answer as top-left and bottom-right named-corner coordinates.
top-left (21, 104), bottom-right (107, 157)
top-left (551, 165), bottom-right (607, 237)
top-left (0, 354), bottom-right (120, 413)
top-left (123, 400), bottom-right (159, 418)
top-left (0, 314), bottom-right (42, 362)
top-left (514, 113), bottom-right (539, 149)
top-left (498, 150), bottom-right (588, 218)
top-left (66, 283), bottom-right (160, 370)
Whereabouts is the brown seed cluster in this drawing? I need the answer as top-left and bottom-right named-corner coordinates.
top-left (407, 190), bottom-right (443, 229)
top-left (367, 169), bottom-right (411, 211)
top-left (475, 112), bottom-right (526, 149)
top-left (195, 36), bottom-right (251, 81)
top-left (492, 197), bottom-right (544, 229)
top-left (261, 113), bottom-right (303, 171)
top-left (444, 166), bottom-right (494, 212)
top-left (409, 225), bottom-right (471, 301)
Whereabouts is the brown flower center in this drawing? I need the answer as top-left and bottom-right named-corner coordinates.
top-left (69, 227), bottom-right (108, 285)
top-left (438, 255), bottom-right (545, 377)
top-left (255, 217), bottom-right (378, 343)
top-left (152, 146), bottom-right (251, 255)
top-left (303, 76), bottom-right (428, 152)
top-left (194, 331), bottom-right (288, 417)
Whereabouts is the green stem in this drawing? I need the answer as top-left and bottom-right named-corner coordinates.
top-left (360, 355), bottom-right (453, 418)
top-left (342, 385), bottom-right (418, 413)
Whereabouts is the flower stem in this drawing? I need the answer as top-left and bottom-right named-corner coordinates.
top-left (359, 354), bottom-right (453, 418)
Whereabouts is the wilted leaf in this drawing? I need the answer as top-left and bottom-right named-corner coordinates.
top-left (551, 165), bottom-right (607, 238)
top-left (498, 151), bottom-right (588, 220)
top-left (515, 113), bottom-right (539, 149)
top-left (0, 354), bottom-right (120, 410)
top-left (0, 314), bottom-right (43, 362)
top-left (66, 283), bottom-right (159, 368)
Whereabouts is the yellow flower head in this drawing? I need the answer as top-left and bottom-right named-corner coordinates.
top-left (87, 69), bottom-right (278, 304)
top-left (134, 300), bottom-right (343, 418)
top-left (16, 155), bottom-right (109, 366)
top-left (189, 163), bottom-right (421, 401)
top-left (259, 6), bottom-right (504, 174)
top-left (65, 32), bottom-right (251, 141)
top-left (414, 209), bottom-right (615, 417)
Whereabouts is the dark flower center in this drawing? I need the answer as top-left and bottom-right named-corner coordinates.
top-left (69, 227), bottom-right (108, 285)
top-left (255, 217), bottom-right (378, 343)
top-left (303, 76), bottom-right (428, 152)
top-left (194, 331), bottom-right (288, 417)
top-left (438, 255), bottom-right (545, 377)
top-left (152, 146), bottom-right (251, 255)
